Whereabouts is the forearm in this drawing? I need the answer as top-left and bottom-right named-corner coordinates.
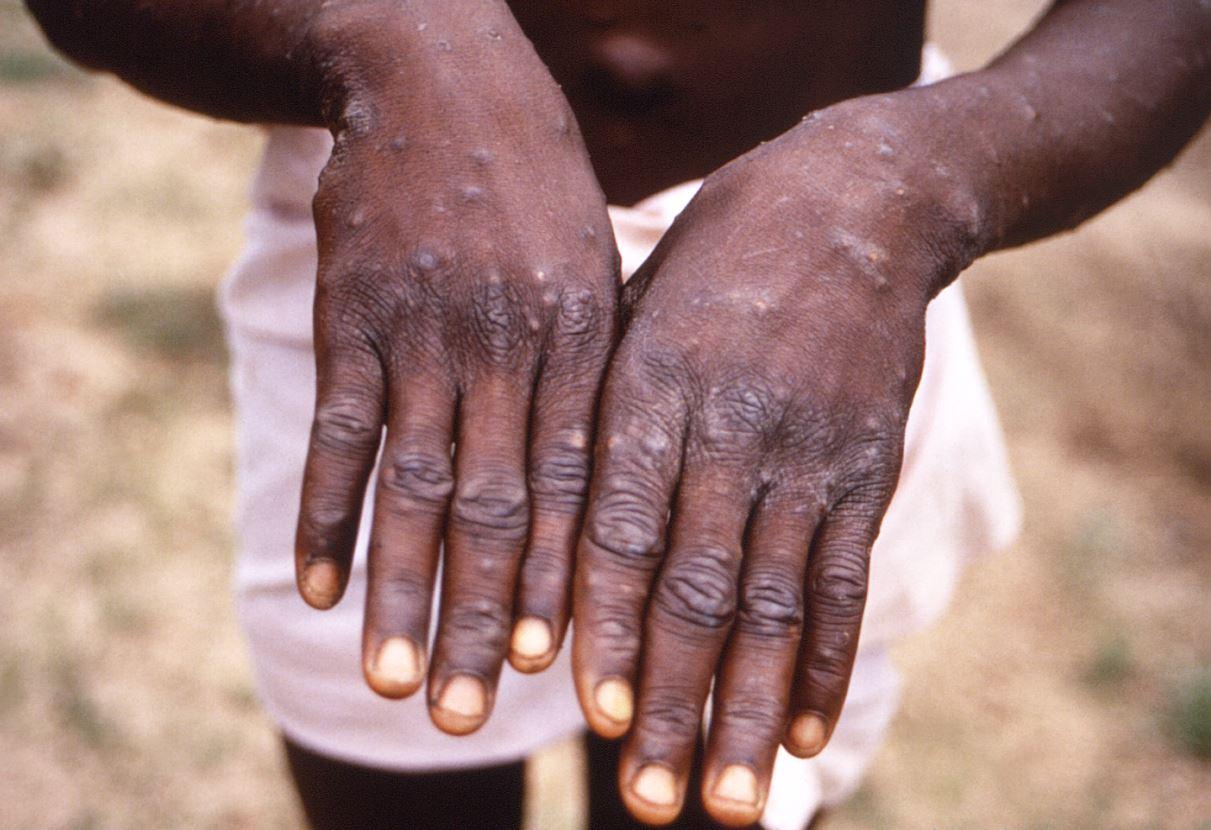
top-left (24, 0), bottom-right (533, 127)
top-left (936, 0), bottom-right (1211, 261)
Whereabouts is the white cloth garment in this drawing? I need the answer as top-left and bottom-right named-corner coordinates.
top-left (219, 45), bottom-right (1019, 828)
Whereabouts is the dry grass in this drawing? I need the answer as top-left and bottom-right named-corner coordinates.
top-left (1, 0), bottom-right (1208, 827)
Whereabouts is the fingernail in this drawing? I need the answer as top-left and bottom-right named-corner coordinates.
top-left (712, 764), bottom-right (759, 806)
top-left (300, 560), bottom-right (342, 609)
top-left (435, 678), bottom-right (486, 722)
top-left (366, 636), bottom-right (424, 697)
top-left (511, 617), bottom-right (553, 660)
top-left (594, 678), bottom-right (633, 724)
top-left (631, 764), bottom-right (677, 807)
top-left (788, 713), bottom-right (829, 756)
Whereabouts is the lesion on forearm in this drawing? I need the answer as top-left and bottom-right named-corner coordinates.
top-left (930, 0), bottom-right (1211, 258)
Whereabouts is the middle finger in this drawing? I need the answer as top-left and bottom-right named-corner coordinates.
top-left (620, 462), bottom-right (754, 825)
top-left (428, 374), bottom-right (532, 735)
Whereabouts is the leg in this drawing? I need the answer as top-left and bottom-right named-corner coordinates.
top-left (585, 731), bottom-right (759, 829)
top-left (283, 735), bottom-right (525, 830)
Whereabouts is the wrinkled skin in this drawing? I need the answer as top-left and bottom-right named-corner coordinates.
top-left (572, 98), bottom-right (973, 825)
top-left (293, 15), bottom-right (620, 734)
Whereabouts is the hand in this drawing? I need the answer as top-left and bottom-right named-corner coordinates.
top-left (572, 96), bottom-right (979, 824)
top-left (293, 7), bottom-right (619, 735)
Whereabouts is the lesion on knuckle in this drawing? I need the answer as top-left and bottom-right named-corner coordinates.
top-left (378, 450), bottom-right (454, 513)
top-left (554, 287), bottom-right (609, 343)
top-left (587, 603), bottom-right (643, 657)
top-left (312, 395), bottom-right (382, 456)
top-left (800, 651), bottom-right (851, 697)
top-left (738, 569), bottom-right (804, 636)
top-left (654, 549), bottom-right (738, 631)
top-left (450, 473), bottom-right (529, 541)
top-left (586, 493), bottom-right (664, 563)
top-left (299, 498), bottom-right (357, 549)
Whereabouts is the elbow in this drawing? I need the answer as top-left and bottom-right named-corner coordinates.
top-left (24, 0), bottom-right (108, 70)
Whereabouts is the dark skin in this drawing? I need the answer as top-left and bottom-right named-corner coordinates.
top-left (26, 0), bottom-right (1211, 825)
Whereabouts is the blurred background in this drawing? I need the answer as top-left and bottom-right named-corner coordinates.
top-left (1, 0), bottom-right (1208, 827)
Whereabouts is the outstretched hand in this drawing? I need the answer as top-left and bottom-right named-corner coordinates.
top-left (572, 96), bottom-right (976, 825)
top-left (293, 16), bottom-right (619, 736)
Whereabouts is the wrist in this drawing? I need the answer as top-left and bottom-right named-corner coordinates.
top-left (778, 90), bottom-right (994, 302)
top-left (302, 0), bottom-right (556, 137)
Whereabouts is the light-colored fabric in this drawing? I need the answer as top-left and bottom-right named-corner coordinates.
top-left (220, 44), bottom-right (1019, 826)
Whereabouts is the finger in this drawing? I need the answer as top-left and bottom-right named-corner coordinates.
top-left (701, 494), bottom-right (819, 826)
top-left (784, 499), bottom-right (882, 758)
top-left (619, 467), bottom-right (754, 826)
top-left (572, 372), bottom-right (686, 740)
top-left (361, 370), bottom-right (456, 699)
top-left (511, 288), bottom-right (613, 673)
top-left (295, 339), bottom-right (385, 610)
top-left (428, 375), bottom-right (532, 735)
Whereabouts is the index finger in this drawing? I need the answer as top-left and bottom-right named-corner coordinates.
top-left (295, 338), bottom-right (384, 609)
top-left (572, 369), bottom-right (686, 739)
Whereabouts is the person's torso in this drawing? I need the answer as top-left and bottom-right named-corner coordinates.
top-left (507, 0), bottom-right (928, 203)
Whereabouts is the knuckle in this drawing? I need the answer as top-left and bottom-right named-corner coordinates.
top-left (379, 450), bottom-right (454, 513)
top-left (555, 288), bottom-right (609, 343)
top-left (654, 548), bottom-right (738, 631)
top-left (775, 402), bottom-right (844, 462)
top-left (312, 395), bottom-right (382, 456)
top-left (738, 568), bottom-right (804, 637)
top-left (716, 694), bottom-right (786, 734)
top-left (586, 487), bottom-right (664, 563)
top-left (467, 277), bottom-right (527, 363)
top-left (518, 548), bottom-right (568, 599)
top-left (801, 637), bottom-right (853, 696)
top-left (299, 496), bottom-right (357, 550)
top-left (712, 379), bottom-right (784, 434)
top-left (637, 685), bottom-right (703, 740)
top-left (837, 416), bottom-right (904, 475)
top-left (633, 345), bottom-right (691, 399)
top-left (584, 601), bottom-right (642, 659)
top-left (450, 472), bottom-right (529, 542)
top-left (443, 596), bottom-right (510, 652)
top-left (318, 270), bottom-right (400, 339)
top-left (370, 564), bottom-right (430, 609)
top-left (530, 444), bottom-right (590, 509)
top-left (808, 549), bottom-right (869, 620)
top-left (692, 378), bottom-right (787, 460)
